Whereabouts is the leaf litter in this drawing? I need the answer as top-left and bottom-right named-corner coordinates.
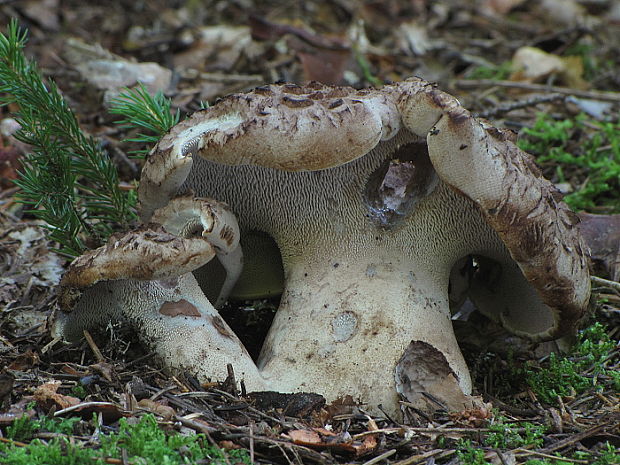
top-left (0, 1), bottom-right (619, 463)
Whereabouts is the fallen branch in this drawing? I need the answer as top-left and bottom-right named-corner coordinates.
top-left (476, 93), bottom-right (565, 118)
top-left (455, 79), bottom-right (620, 103)
top-left (591, 276), bottom-right (620, 293)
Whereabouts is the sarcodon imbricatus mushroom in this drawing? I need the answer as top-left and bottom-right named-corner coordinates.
top-left (53, 77), bottom-right (591, 419)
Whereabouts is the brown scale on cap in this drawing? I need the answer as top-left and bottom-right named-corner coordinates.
top-left (219, 224), bottom-right (236, 248)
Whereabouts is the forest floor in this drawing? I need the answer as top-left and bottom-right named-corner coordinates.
top-left (0, 1), bottom-right (619, 464)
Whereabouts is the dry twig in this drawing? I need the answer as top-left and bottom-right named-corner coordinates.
top-left (455, 79), bottom-right (620, 103)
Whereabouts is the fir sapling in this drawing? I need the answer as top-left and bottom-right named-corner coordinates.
top-left (0, 20), bottom-right (138, 257)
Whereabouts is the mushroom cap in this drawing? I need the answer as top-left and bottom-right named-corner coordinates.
top-left (58, 224), bottom-right (216, 310)
top-left (149, 82), bottom-right (401, 171)
top-left (138, 82), bottom-right (401, 220)
top-left (151, 195), bottom-right (244, 307)
top-left (151, 195), bottom-right (240, 253)
top-left (396, 80), bottom-right (590, 339)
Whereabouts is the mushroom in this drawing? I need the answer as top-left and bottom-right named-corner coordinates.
top-left (48, 78), bottom-right (590, 417)
top-left (52, 195), bottom-right (264, 390)
top-left (137, 77), bottom-right (590, 417)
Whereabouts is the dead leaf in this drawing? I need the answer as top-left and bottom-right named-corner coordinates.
top-left (248, 15), bottom-right (350, 84)
top-left (62, 401), bottom-right (128, 422)
top-left (21, 0), bottom-right (60, 31)
top-left (396, 340), bottom-right (485, 413)
top-left (539, 0), bottom-right (588, 26)
top-left (137, 398), bottom-right (176, 420)
top-left (488, 450), bottom-right (517, 465)
top-left (90, 361), bottom-right (118, 383)
top-left (0, 397), bottom-right (37, 426)
top-left (34, 381), bottom-right (80, 411)
top-left (7, 348), bottom-right (40, 371)
top-left (361, 434), bottom-right (378, 453)
top-left (219, 440), bottom-right (243, 449)
top-left (0, 145), bottom-right (21, 188)
top-left (566, 97), bottom-right (613, 120)
top-left (286, 427), bottom-right (378, 456)
top-left (249, 15), bottom-right (348, 51)
top-left (60, 364), bottom-right (88, 376)
top-left (323, 395), bottom-right (357, 419)
top-left (298, 49), bottom-right (350, 85)
top-left (511, 46), bottom-right (588, 89)
top-left (63, 38), bottom-right (172, 101)
top-left (478, 0), bottom-right (527, 16)
top-left (561, 55), bottom-right (588, 89)
top-left (449, 406), bottom-right (493, 427)
top-left (396, 21), bottom-right (432, 56)
top-left (577, 213), bottom-right (620, 281)
top-left (511, 47), bottom-right (565, 82)
top-left (173, 26), bottom-right (258, 72)
top-left (287, 429), bottom-right (322, 445)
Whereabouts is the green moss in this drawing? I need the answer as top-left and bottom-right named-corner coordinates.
top-left (523, 443), bottom-right (619, 465)
top-left (0, 438), bottom-right (100, 465)
top-left (1, 414), bottom-right (250, 465)
top-left (485, 418), bottom-right (545, 449)
top-left (6, 415), bottom-right (80, 442)
top-left (456, 439), bottom-right (491, 465)
top-left (525, 323), bottom-right (618, 404)
top-left (518, 113), bottom-right (620, 212)
top-left (466, 61), bottom-right (512, 80)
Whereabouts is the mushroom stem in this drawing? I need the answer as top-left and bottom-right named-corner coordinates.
top-left (214, 244), bottom-right (243, 308)
top-left (54, 274), bottom-right (265, 390)
top-left (256, 254), bottom-right (473, 418)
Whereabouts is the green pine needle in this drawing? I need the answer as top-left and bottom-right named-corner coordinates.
top-left (109, 84), bottom-right (179, 156)
top-left (0, 20), bottom-right (136, 257)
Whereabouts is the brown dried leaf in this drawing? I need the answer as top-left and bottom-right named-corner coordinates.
top-left (137, 398), bottom-right (176, 420)
top-left (449, 406), bottom-right (493, 427)
top-left (60, 364), bottom-right (88, 376)
top-left (7, 349), bottom-right (40, 371)
top-left (511, 46), bottom-right (588, 89)
top-left (90, 361), bottom-right (118, 383)
top-left (478, 0), bottom-right (527, 16)
top-left (511, 47), bottom-right (565, 82)
top-left (249, 15), bottom-right (348, 50)
top-left (34, 381), bottom-right (80, 410)
top-left (0, 397), bottom-right (37, 426)
top-left (298, 49), bottom-right (350, 85)
top-left (577, 212), bottom-right (620, 281)
top-left (67, 401), bottom-right (128, 422)
top-left (21, 0), bottom-right (60, 31)
top-left (287, 429), bottom-right (322, 445)
top-left (358, 434), bottom-right (378, 456)
top-left (218, 440), bottom-right (243, 450)
top-left (287, 427), bottom-right (377, 456)
top-left (0, 146), bottom-right (21, 188)
top-left (173, 26), bottom-right (256, 71)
